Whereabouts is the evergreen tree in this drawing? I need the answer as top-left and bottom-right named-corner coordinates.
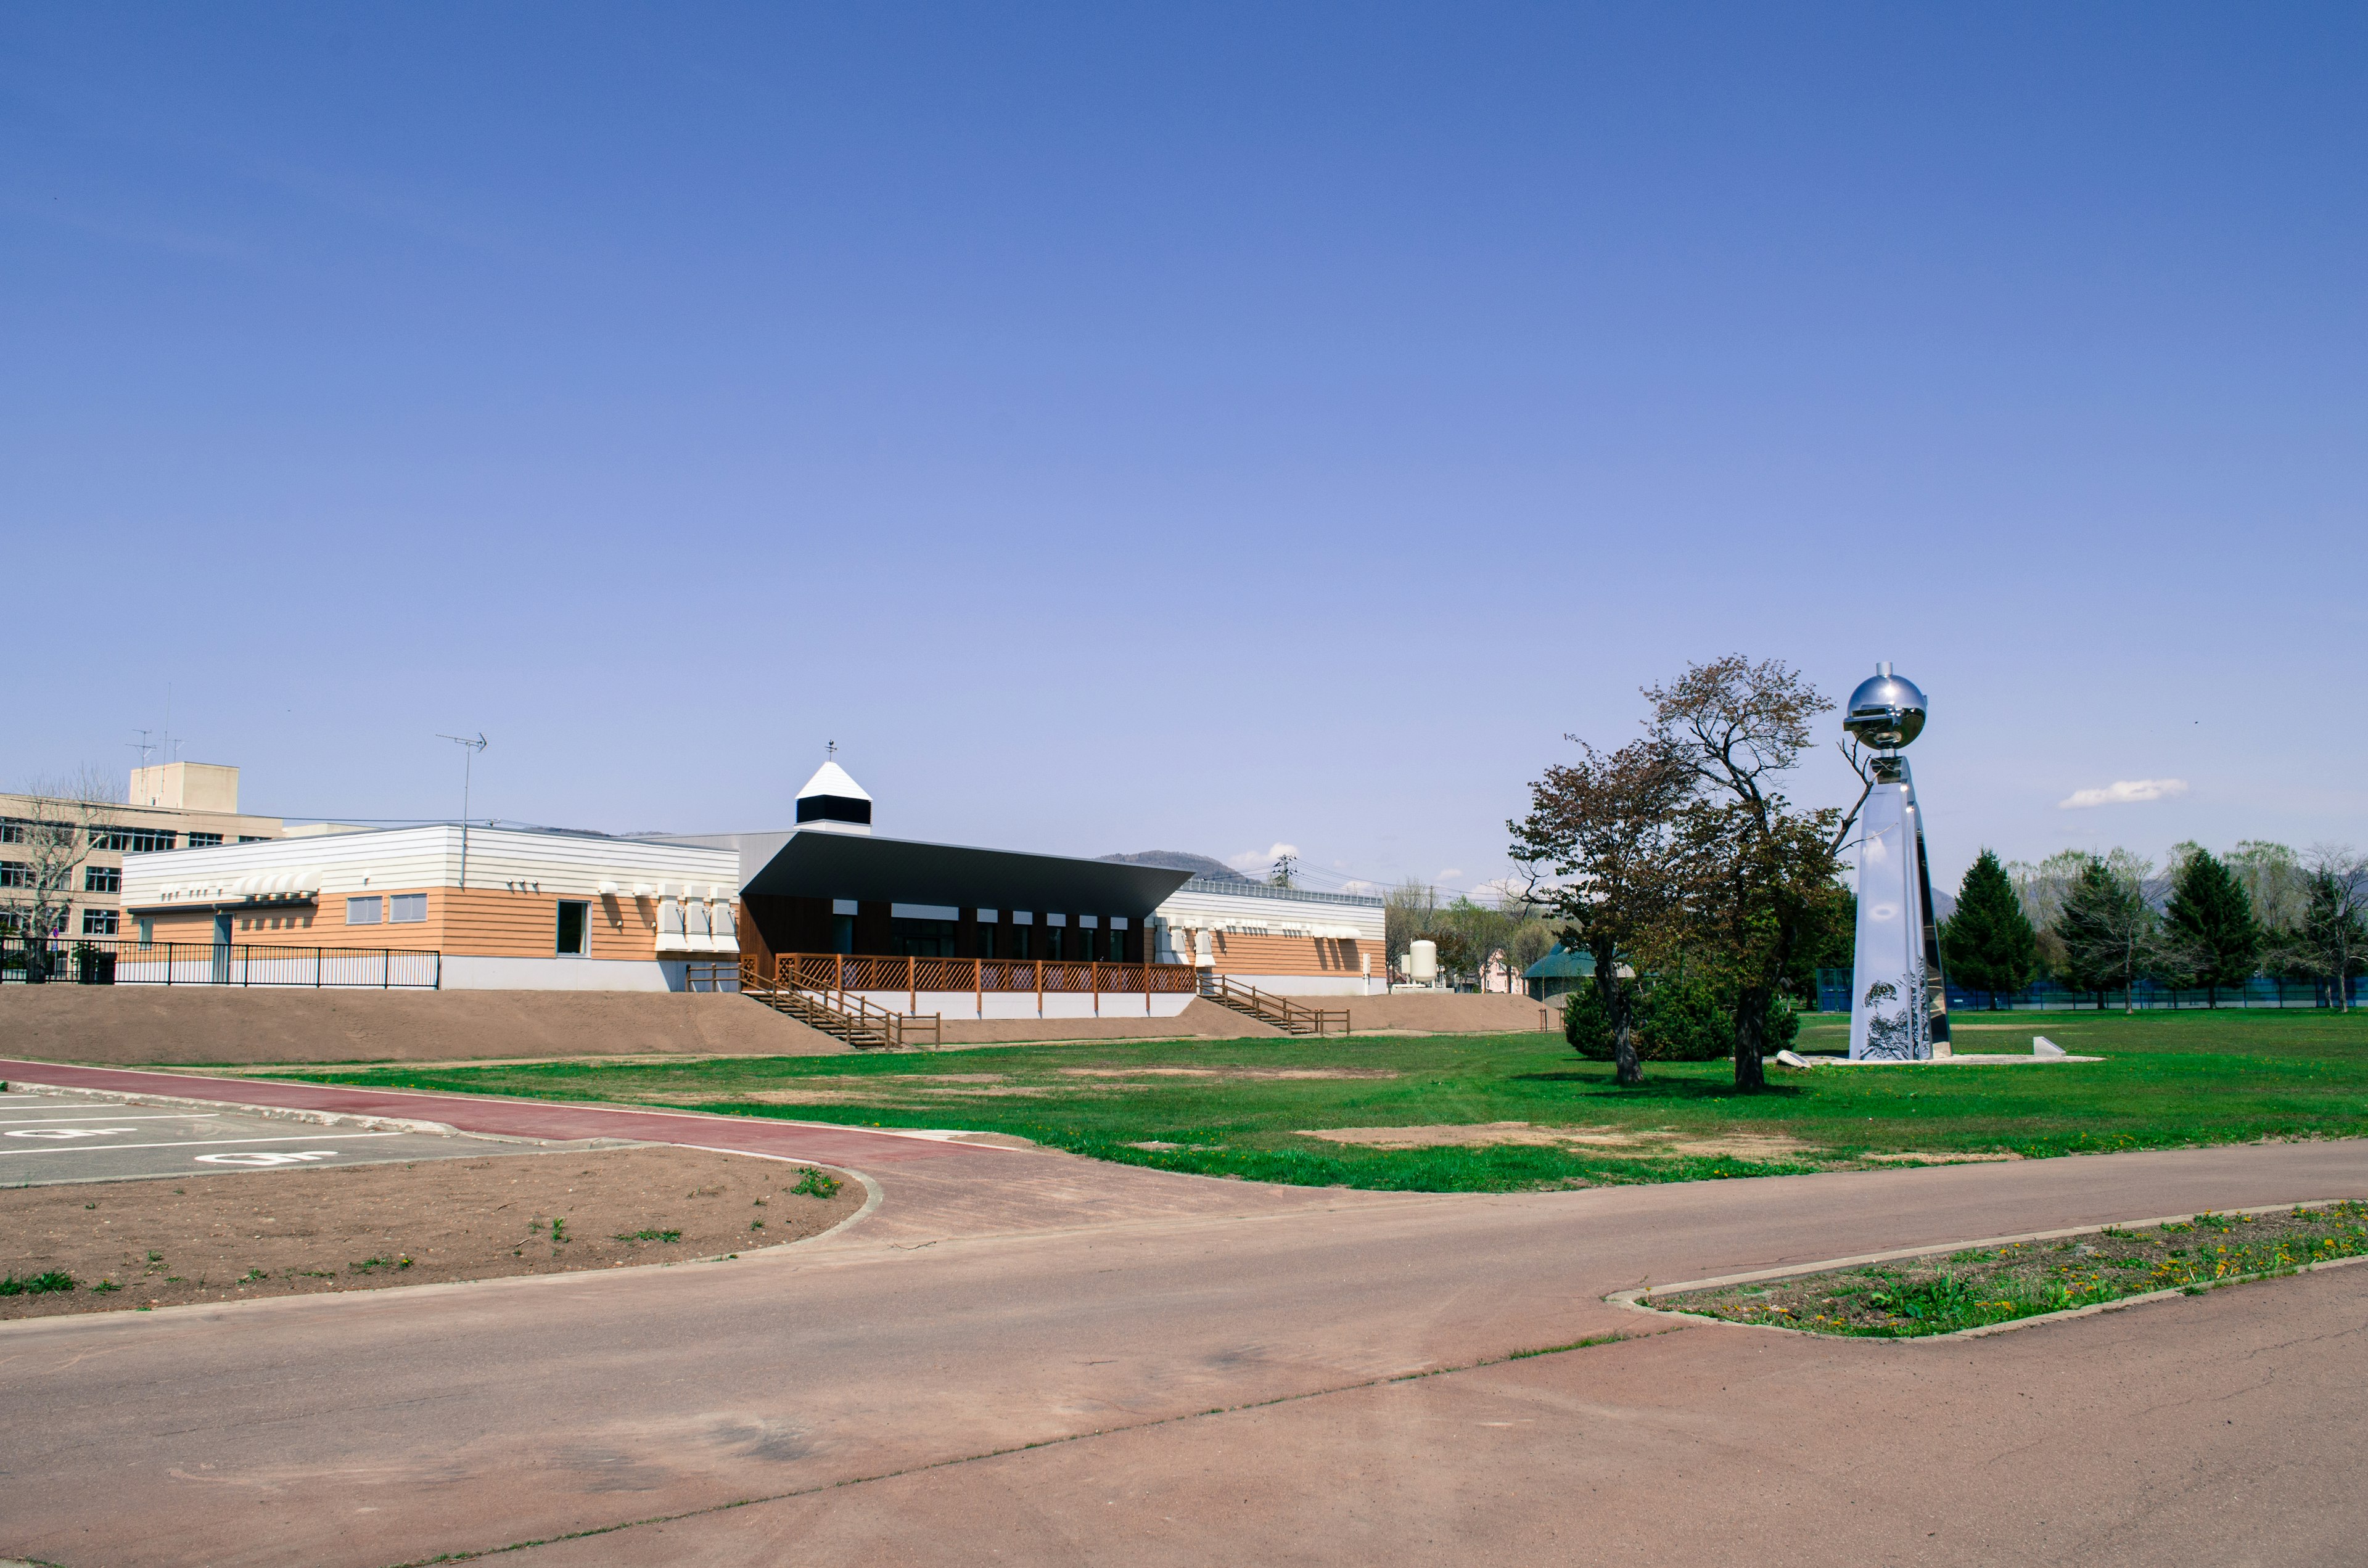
top-left (2164, 848), bottom-right (2262, 1007)
top-left (2291, 864), bottom-right (2368, 1011)
top-left (1941, 848), bottom-right (2038, 1007)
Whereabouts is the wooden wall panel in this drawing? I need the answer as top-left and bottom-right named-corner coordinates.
top-left (1208, 933), bottom-right (1373, 978)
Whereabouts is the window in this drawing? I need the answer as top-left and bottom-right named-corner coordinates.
top-left (556, 900), bottom-right (589, 956)
top-left (830, 914), bottom-right (855, 954)
top-left (92, 826), bottom-right (175, 853)
top-left (185, 832), bottom-right (224, 848)
top-left (0, 818), bottom-right (22, 844)
top-left (347, 896), bottom-right (384, 926)
top-left (137, 916), bottom-right (154, 946)
top-left (0, 861), bottom-right (27, 889)
top-left (890, 918), bottom-right (958, 957)
top-left (83, 909), bottom-right (119, 935)
top-left (84, 865), bottom-right (121, 893)
top-left (238, 835), bottom-right (269, 843)
top-left (390, 893), bottom-right (427, 924)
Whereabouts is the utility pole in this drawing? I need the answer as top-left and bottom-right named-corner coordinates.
top-left (438, 733), bottom-right (488, 888)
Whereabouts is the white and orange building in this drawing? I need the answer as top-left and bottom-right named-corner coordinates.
top-left (120, 825), bottom-right (739, 991)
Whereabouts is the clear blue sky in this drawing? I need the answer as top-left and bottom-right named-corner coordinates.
top-left (6, 4), bottom-right (2362, 894)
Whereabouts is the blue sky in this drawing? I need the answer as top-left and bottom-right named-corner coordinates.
top-left (5, 4), bottom-right (2362, 895)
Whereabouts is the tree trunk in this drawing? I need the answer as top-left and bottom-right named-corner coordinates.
top-left (1596, 943), bottom-right (1638, 1087)
top-left (1732, 984), bottom-right (1767, 1091)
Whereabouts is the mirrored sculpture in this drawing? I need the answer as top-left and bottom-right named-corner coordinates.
top-left (1846, 663), bottom-right (1951, 1061)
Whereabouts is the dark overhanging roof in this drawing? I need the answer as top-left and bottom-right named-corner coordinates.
top-left (739, 831), bottom-right (1193, 917)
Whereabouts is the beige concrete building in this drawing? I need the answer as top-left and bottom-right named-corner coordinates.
top-left (1, 763), bottom-right (287, 938)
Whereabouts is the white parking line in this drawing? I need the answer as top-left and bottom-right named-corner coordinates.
top-left (0, 1131), bottom-right (406, 1157)
top-left (0, 1115), bottom-right (226, 1125)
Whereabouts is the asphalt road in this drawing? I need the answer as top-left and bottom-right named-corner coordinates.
top-left (0, 1061), bottom-right (2362, 1567)
top-left (0, 1089), bottom-right (532, 1186)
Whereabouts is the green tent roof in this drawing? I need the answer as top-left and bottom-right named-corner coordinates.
top-left (1523, 945), bottom-right (1598, 980)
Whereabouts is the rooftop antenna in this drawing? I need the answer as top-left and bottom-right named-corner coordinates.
top-left (127, 730), bottom-right (156, 772)
top-left (438, 732), bottom-right (488, 888)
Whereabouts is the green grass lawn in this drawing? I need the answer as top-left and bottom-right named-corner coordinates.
top-left (271, 1008), bottom-right (2368, 1194)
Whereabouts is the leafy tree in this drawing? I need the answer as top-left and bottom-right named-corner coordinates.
top-left (2225, 840), bottom-right (2309, 940)
top-left (1645, 657), bottom-right (1871, 1091)
top-left (1940, 849), bottom-right (2037, 1006)
top-left (1511, 738), bottom-right (1691, 1084)
top-left (2164, 847), bottom-right (2262, 1006)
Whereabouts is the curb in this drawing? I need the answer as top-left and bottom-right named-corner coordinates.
top-left (1608, 1197), bottom-right (2368, 1342)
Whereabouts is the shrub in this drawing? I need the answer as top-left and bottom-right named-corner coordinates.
top-left (1565, 976), bottom-right (1799, 1063)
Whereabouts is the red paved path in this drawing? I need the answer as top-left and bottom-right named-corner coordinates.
top-left (0, 1057), bottom-right (984, 1168)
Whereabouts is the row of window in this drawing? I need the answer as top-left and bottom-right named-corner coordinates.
top-left (347, 895), bottom-right (427, 926)
top-left (0, 823), bottom-right (260, 852)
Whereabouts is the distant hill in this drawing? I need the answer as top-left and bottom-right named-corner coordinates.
top-left (1099, 850), bottom-right (1249, 881)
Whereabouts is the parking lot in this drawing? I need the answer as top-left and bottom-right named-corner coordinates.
top-left (0, 1089), bottom-right (536, 1186)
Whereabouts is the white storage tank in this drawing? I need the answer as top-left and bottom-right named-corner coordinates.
top-left (1407, 939), bottom-right (1438, 985)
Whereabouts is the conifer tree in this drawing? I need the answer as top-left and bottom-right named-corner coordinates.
top-left (2055, 857), bottom-right (2153, 1012)
top-left (1941, 848), bottom-right (2037, 1007)
top-left (2164, 847), bottom-right (2262, 1007)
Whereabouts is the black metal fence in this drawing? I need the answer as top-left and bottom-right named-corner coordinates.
top-left (1, 937), bottom-right (440, 989)
top-left (1814, 967), bottom-right (2360, 1013)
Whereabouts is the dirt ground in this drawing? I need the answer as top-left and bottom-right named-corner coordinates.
top-left (1297, 1120), bottom-right (1822, 1160)
top-left (0, 1144), bottom-right (864, 1321)
top-left (0, 987), bottom-right (853, 1064)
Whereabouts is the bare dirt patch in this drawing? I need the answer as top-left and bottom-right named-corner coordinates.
top-left (1297, 1122), bottom-right (1818, 1161)
top-left (0, 1144), bottom-right (863, 1321)
top-left (1862, 1151), bottom-right (2025, 1164)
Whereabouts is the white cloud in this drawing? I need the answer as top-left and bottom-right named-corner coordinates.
top-left (1227, 842), bottom-right (1301, 872)
top-left (2058, 778), bottom-right (2190, 810)
top-left (1436, 868), bottom-right (1464, 882)
top-left (1340, 879), bottom-right (1377, 895)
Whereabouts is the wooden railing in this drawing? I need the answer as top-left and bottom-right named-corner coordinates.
top-left (1197, 973), bottom-right (1351, 1036)
top-left (763, 953), bottom-right (1199, 1014)
top-left (738, 957), bottom-right (940, 1049)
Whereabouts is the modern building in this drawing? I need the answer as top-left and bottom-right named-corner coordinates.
top-left (105, 757), bottom-right (1386, 1006)
top-left (118, 824), bottom-right (739, 991)
top-left (1, 763), bottom-right (287, 938)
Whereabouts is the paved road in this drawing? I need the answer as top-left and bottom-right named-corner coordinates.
top-left (0, 1061), bottom-right (2362, 1566)
top-left (0, 1089), bottom-right (536, 1186)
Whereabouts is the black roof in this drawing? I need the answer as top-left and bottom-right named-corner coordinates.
top-left (741, 832), bottom-right (1193, 917)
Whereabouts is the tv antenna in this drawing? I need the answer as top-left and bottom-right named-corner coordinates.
top-left (127, 730), bottom-right (156, 770)
top-left (438, 732), bottom-right (488, 887)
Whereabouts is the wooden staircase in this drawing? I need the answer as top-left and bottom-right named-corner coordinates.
top-left (740, 959), bottom-right (941, 1050)
top-left (1196, 974), bottom-right (1350, 1036)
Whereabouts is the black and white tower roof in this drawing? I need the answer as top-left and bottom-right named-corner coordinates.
top-left (794, 758), bottom-right (873, 836)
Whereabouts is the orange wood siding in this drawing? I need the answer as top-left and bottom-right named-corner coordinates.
top-left (1207, 934), bottom-right (1374, 977)
top-left (162, 888), bottom-right (723, 961)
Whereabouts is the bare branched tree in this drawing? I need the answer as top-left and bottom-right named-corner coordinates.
top-left (1644, 657), bottom-right (1873, 1091)
top-left (2282, 844), bottom-right (2368, 1011)
top-left (2, 766), bottom-right (123, 978)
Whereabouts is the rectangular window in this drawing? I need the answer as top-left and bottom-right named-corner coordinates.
top-left (92, 827), bottom-right (176, 853)
top-left (0, 861), bottom-right (27, 889)
top-left (184, 832), bottom-right (224, 848)
top-left (890, 917), bottom-right (958, 957)
top-left (239, 835), bottom-right (268, 843)
top-left (0, 818), bottom-right (22, 844)
top-left (556, 900), bottom-right (589, 956)
top-left (830, 914), bottom-right (855, 954)
top-left (84, 865), bottom-right (121, 893)
top-left (347, 896), bottom-right (384, 926)
top-left (83, 909), bottom-right (119, 935)
top-left (389, 893), bottom-right (427, 924)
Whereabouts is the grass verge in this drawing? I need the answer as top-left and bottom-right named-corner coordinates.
top-left (1653, 1200), bottom-right (2368, 1337)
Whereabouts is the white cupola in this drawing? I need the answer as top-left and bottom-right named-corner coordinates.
top-left (795, 757), bottom-right (873, 836)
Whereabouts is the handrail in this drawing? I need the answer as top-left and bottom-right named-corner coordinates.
top-left (765, 953), bottom-right (1199, 999)
top-left (1197, 972), bottom-right (1350, 1036)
